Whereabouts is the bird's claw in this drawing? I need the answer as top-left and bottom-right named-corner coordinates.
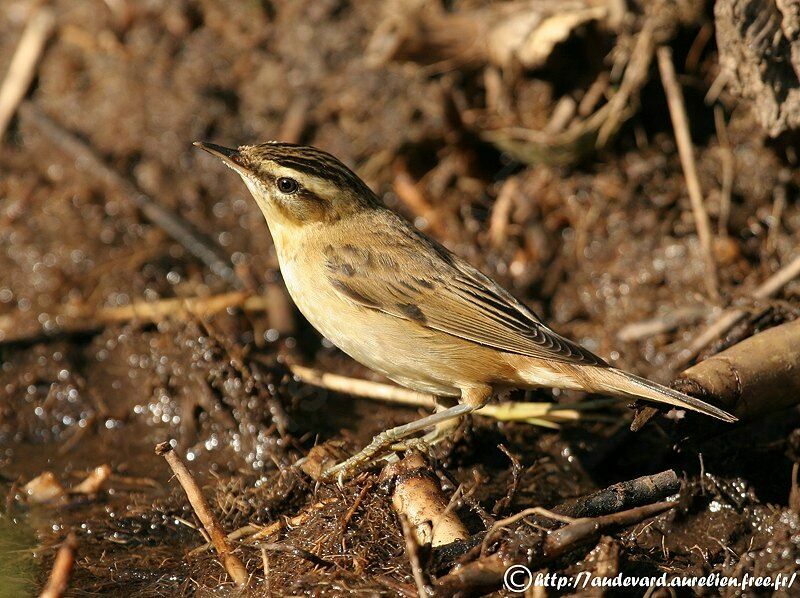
top-left (319, 451), bottom-right (375, 485)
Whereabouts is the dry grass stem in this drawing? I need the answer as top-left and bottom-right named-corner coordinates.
top-left (0, 7), bottom-right (55, 139)
top-left (393, 160), bottom-right (447, 239)
top-left (288, 364), bottom-right (612, 426)
top-left (39, 533), bottom-right (77, 598)
top-left (290, 364), bottom-right (435, 408)
top-left (155, 441), bottom-right (250, 587)
top-left (488, 177), bottom-right (518, 248)
top-left (18, 101), bottom-right (240, 285)
top-left (482, 507), bottom-right (576, 555)
top-left (188, 497), bottom-right (339, 556)
top-left (677, 252), bottom-right (800, 364)
top-left (713, 105), bottom-right (734, 237)
top-left (616, 305), bottom-right (709, 342)
top-left (0, 291), bottom-right (269, 343)
top-left (657, 46), bottom-right (719, 300)
top-left (398, 513), bottom-right (430, 598)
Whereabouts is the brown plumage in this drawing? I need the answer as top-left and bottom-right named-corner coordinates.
top-left (195, 141), bottom-right (736, 479)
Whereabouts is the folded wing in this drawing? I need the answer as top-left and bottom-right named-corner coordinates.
top-left (324, 214), bottom-right (607, 367)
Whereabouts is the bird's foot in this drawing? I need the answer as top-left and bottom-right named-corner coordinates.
top-left (319, 403), bottom-right (475, 485)
top-left (319, 428), bottom-right (398, 484)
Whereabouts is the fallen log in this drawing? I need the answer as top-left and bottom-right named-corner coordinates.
top-left (674, 317), bottom-right (800, 421)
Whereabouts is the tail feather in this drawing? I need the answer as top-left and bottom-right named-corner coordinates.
top-left (591, 368), bottom-right (737, 423)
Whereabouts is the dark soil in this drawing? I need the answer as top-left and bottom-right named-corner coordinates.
top-left (1, 1), bottom-right (799, 596)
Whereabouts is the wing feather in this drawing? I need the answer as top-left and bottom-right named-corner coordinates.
top-left (324, 213), bottom-right (607, 367)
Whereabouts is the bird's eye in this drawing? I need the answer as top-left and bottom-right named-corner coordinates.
top-left (276, 177), bottom-right (299, 194)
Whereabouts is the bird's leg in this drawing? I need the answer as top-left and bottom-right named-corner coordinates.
top-left (319, 402), bottom-right (475, 483)
top-left (390, 399), bottom-right (462, 452)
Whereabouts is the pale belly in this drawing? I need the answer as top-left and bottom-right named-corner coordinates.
top-left (278, 255), bottom-right (505, 398)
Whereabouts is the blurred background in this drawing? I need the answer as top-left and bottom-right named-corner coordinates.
top-left (1, 0), bottom-right (799, 595)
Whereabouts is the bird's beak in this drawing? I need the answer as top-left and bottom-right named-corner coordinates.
top-left (193, 141), bottom-right (251, 177)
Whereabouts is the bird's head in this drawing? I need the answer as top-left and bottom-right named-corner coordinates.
top-left (194, 141), bottom-right (379, 226)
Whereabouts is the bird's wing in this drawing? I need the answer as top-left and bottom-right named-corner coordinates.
top-left (324, 216), bottom-right (607, 367)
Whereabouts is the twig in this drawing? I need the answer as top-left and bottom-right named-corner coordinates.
top-left (492, 444), bottom-right (522, 515)
top-left (18, 101), bottom-right (240, 286)
top-left (39, 533), bottom-right (77, 598)
top-left (259, 543), bottom-right (335, 569)
top-left (552, 470), bottom-right (679, 518)
top-left (278, 97), bottom-right (310, 144)
top-left (155, 441), bottom-right (249, 587)
top-left (488, 177), bottom-right (518, 248)
top-left (188, 497), bottom-right (339, 556)
top-left (766, 173), bottom-right (788, 255)
top-left (481, 507), bottom-right (575, 556)
top-left (435, 501), bottom-right (677, 596)
top-left (704, 69), bottom-right (730, 105)
top-left (544, 97), bottom-right (577, 135)
top-left (0, 7), bottom-right (55, 139)
top-left (0, 291), bottom-right (269, 344)
top-left (261, 546), bottom-right (270, 591)
top-left (393, 160), bottom-right (447, 239)
top-left (676, 252), bottom-right (800, 365)
top-left (657, 46), bottom-right (719, 300)
top-left (790, 463), bottom-right (800, 514)
top-left (288, 364), bottom-right (613, 425)
top-left (598, 22), bottom-right (654, 146)
top-left (578, 72), bottom-right (610, 117)
top-left (543, 501), bottom-right (676, 558)
top-left (713, 105), bottom-right (733, 237)
top-left (616, 305), bottom-right (709, 342)
top-left (398, 514), bottom-right (431, 598)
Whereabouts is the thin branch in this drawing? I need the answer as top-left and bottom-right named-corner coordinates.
top-left (543, 501), bottom-right (676, 559)
top-left (676, 252), bottom-right (800, 365)
top-left (657, 46), bottom-right (719, 300)
top-left (488, 177), bottom-right (518, 248)
top-left (616, 305), bottom-right (709, 342)
top-left (398, 513), bottom-right (431, 598)
top-left (18, 101), bottom-right (240, 286)
top-left (278, 97), bottom-right (310, 144)
top-left (0, 291), bottom-right (269, 344)
top-left (155, 441), bottom-right (249, 587)
top-left (288, 364), bottom-right (613, 426)
top-left (290, 364), bottom-right (434, 408)
top-left (435, 501), bottom-right (677, 595)
top-left (552, 470), bottom-right (679, 518)
top-left (393, 159), bottom-right (448, 239)
top-left (0, 7), bottom-right (55, 139)
top-left (188, 497), bottom-right (339, 556)
top-left (39, 533), bottom-right (77, 598)
top-left (481, 507), bottom-right (575, 556)
top-left (713, 105), bottom-right (733, 237)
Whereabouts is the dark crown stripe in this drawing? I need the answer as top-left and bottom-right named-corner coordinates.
top-left (247, 142), bottom-right (379, 206)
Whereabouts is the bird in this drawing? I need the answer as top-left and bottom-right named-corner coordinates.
top-left (194, 140), bottom-right (736, 481)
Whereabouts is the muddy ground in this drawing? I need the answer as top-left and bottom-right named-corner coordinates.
top-left (1, 0), bottom-right (799, 596)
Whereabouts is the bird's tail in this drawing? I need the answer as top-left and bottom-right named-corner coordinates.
top-left (585, 367), bottom-right (737, 423)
